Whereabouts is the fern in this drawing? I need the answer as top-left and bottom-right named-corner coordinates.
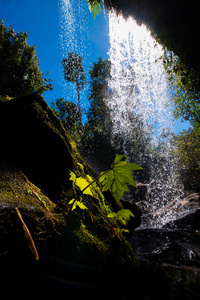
top-left (87, 0), bottom-right (103, 18)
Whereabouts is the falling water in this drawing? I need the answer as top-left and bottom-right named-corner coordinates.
top-left (107, 12), bottom-right (182, 227)
top-left (58, 2), bottom-right (190, 228)
top-left (59, 0), bottom-right (90, 57)
top-left (107, 12), bottom-right (174, 145)
top-left (58, 0), bottom-right (92, 107)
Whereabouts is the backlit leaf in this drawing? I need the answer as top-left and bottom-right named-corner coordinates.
top-left (69, 171), bottom-right (76, 185)
top-left (99, 154), bottom-right (142, 200)
top-left (76, 177), bottom-right (93, 196)
top-left (69, 172), bottom-right (93, 196)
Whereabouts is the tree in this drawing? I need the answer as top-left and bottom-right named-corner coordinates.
top-left (62, 52), bottom-right (86, 127)
top-left (0, 20), bottom-right (53, 97)
top-left (51, 98), bottom-right (80, 140)
top-left (172, 124), bottom-right (200, 192)
top-left (82, 57), bottom-right (152, 178)
top-left (87, 57), bottom-right (112, 131)
top-left (81, 57), bottom-right (114, 170)
top-left (162, 49), bottom-right (200, 125)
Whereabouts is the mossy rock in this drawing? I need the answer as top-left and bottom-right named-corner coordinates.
top-left (0, 164), bottom-right (65, 256)
top-left (0, 94), bottom-right (140, 299)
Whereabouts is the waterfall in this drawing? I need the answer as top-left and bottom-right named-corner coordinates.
top-left (107, 12), bottom-right (174, 146)
top-left (58, 0), bottom-right (91, 106)
top-left (59, 0), bottom-right (90, 57)
top-left (58, 1), bottom-right (189, 228)
top-left (107, 12), bottom-right (181, 226)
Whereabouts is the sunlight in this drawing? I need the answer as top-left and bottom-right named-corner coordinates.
top-left (108, 11), bottom-right (172, 141)
top-left (109, 12), bottom-right (154, 52)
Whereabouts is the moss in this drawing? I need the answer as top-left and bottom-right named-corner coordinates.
top-left (75, 223), bottom-right (110, 263)
top-left (0, 94), bottom-right (141, 298)
top-left (0, 164), bottom-right (66, 258)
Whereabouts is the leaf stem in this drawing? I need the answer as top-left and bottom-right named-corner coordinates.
top-left (81, 169), bottom-right (111, 193)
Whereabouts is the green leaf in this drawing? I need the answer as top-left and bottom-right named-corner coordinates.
top-left (107, 212), bottom-right (118, 219)
top-left (76, 177), bottom-right (93, 196)
top-left (87, 0), bottom-right (102, 18)
top-left (99, 154), bottom-right (142, 200)
top-left (69, 171), bottom-right (93, 196)
top-left (117, 209), bottom-right (135, 225)
top-left (107, 209), bottom-right (135, 227)
top-left (75, 201), bottom-right (88, 210)
top-left (69, 198), bottom-right (87, 211)
top-left (77, 163), bottom-right (84, 172)
top-left (68, 198), bottom-right (75, 205)
top-left (69, 171), bottom-right (76, 185)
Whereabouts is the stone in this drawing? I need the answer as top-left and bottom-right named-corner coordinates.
top-left (129, 228), bottom-right (200, 299)
top-left (0, 94), bottom-right (140, 299)
top-left (154, 193), bottom-right (200, 229)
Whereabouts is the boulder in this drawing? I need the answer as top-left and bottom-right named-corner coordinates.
top-left (1, 94), bottom-right (200, 299)
top-left (129, 190), bottom-right (200, 299)
top-left (0, 93), bottom-right (75, 201)
top-left (154, 193), bottom-right (200, 229)
top-left (129, 228), bottom-right (200, 299)
top-left (0, 94), bottom-right (140, 299)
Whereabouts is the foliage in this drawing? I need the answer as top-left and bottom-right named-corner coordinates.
top-left (81, 57), bottom-right (114, 169)
top-left (62, 52), bottom-right (86, 126)
top-left (108, 209), bottom-right (135, 228)
top-left (172, 124), bottom-right (200, 191)
top-left (87, 57), bottom-right (111, 126)
top-left (162, 49), bottom-right (200, 125)
top-left (68, 154), bottom-right (141, 237)
top-left (0, 20), bottom-right (53, 97)
top-left (86, 0), bottom-right (112, 17)
top-left (69, 154), bottom-right (142, 205)
top-left (51, 98), bottom-right (81, 140)
top-left (162, 50), bottom-right (200, 190)
top-left (99, 154), bottom-right (143, 201)
top-left (69, 171), bottom-right (92, 210)
top-left (87, 0), bottom-right (103, 18)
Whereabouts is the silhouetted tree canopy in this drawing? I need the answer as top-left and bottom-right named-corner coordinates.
top-left (62, 52), bottom-right (86, 126)
top-left (0, 20), bottom-right (53, 97)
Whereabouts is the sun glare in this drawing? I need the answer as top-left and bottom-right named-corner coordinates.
top-left (110, 12), bottom-right (153, 47)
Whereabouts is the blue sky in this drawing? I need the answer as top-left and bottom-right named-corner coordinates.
top-left (0, 0), bottom-right (190, 133)
top-left (0, 0), bottom-right (110, 108)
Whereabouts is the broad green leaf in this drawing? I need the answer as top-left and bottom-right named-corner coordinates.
top-left (76, 201), bottom-right (88, 210)
top-left (99, 154), bottom-right (142, 200)
top-left (111, 154), bottom-right (127, 167)
top-left (117, 209), bottom-right (135, 219)
top-left (99, 171), bottom-right (113, 191)
top-left (69, 171), bottom-right (93, 196)
top-left (69, 199), bottom-right (88, 211)
top-left (107, 209), bottom-right (135, 227)
top-left (117, 209), bottom-right (135, 225)
top-left (69, 171), bottom-right (76, 185)
top-left (76, 177), bottom-right (93, 196)
top-left (107, 212), bottom-right (118, 219)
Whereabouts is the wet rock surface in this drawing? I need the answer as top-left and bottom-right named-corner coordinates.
top-left (130, 228), bottom-right (200, 267)
top-left (0, 94), bottom-right (200, 299)
top-left (128, 183), bottom-right (200, 299)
